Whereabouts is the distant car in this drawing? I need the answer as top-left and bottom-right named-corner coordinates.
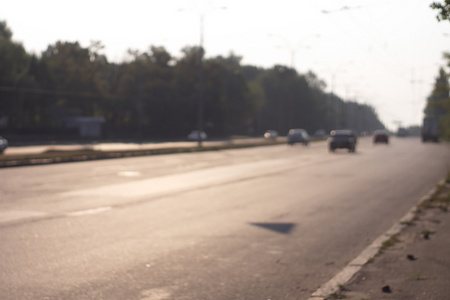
top-left (422, 116), bottom-right (439, 142)
top-left (187, 130), bottom-right (207, 141)
top-left (287, 128), bottom-right (309, 146)
top-left (0, 136), bottom-right (8, 154)
top-left (397, 127), bottom-right (409, 137)
top-left (264, 130), bottom-right (278, 140)
top-left (373, 129), bottom-right (389, 144)
top-left (328, 130), bottom-right (357, 152)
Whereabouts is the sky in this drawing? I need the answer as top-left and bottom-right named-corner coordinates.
top-left (2, 0), bottom-right (450, 130)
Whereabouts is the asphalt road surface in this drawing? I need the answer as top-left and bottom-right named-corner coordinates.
top-left (1, 137), bottom-right (449, 300)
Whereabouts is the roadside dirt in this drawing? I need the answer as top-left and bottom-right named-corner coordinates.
top-left (339, 181), bottom-right (450, 300)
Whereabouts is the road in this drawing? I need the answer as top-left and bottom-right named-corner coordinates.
top-left (0, 137), bottom-right (449, 300)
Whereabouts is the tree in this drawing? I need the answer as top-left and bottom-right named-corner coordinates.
top-left (425, 67), bottom-right (450, 140)
top-left (1, 19), bottom-right (386, 140)
top-left (430, 0), bottom-right (450, 21)
top-left (41, 41), bottom-right (101, 117)
top-left (258, 65), bottom-right (318, 134)
top-left (0, 21), bottom-right (39, 130)
top-left (204, 54), bottom-right (256, 135)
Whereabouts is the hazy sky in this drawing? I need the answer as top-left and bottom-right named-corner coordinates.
top-left (3, 0), bottom-right (449, 130)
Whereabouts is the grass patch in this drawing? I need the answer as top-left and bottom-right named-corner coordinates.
top-left (415, 175), bottom-right (450, 213)
top-left (421, 229), bottom-right (435, 239)
top-left (417, 197), bottom-right (437, 213)
top-left (409, 272), bottom-right (426, 281)
top-left (326, 284), bottom-right (349, 299)
top-left (381, 235), bottom-right (400, 251)
top-left (327, 292), bottom-right (347, 299)
top-left (400, 220), bottom-right (416, 226)
top-left (436, 193), bottom-right (450, 212)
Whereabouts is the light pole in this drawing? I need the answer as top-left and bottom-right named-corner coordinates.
top-left (197, 12), bottom-right (205, 147)
top-left (179, 5), bottom-right (226, 147)
top-left (268, 34), bottom-right (319, 69)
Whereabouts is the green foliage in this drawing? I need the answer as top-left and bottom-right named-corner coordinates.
top-left (409, 272), bottom-right (426, 281)
top-left (0, 21), bottom-right (38, 130)
top-left (425, 67), bottom-right (450, 140)
top-left (381, 235), bottom-right (399, 250)
top-left (430, 0), bottom-right (450, 21)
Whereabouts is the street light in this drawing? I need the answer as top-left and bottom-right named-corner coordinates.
top-left (268, 33), bottom-right (320, 69)
top-left (321, 5), bottom-right (362, 14)
top-left (178, 5), bottom-right (227, 147)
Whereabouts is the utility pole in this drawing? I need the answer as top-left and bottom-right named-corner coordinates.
top-left (178, 5), bottom-right (227, 147)
top-left (197, 13), bottom-right (205, 147)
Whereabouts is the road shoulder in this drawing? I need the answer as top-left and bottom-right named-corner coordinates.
top-left (343, 192), bottom-right (450, 299)
top-left (309, 177), bottom-right (450, 300)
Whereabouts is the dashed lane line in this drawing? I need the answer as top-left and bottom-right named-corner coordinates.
top-left (66, 206), bottom-right (112, 217)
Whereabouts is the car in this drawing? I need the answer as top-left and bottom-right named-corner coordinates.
top-left (0, 136), bottom-right (8, 154)
top-left (397, 127), bottom-right (409, 137)
top-left (373, 129), bottom-right (389, 144)
top-left (287, 128), bottom-right (309, 146)
top-left (422, 116), bottom-right (439, 142)
top-left (187, 130), bottom-right (207, 141)
top-left (264, 130), bottom-right (278, 140)
top-left (328, 130), bottom-right (357, 152)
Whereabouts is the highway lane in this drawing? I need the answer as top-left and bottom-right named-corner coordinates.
top-left (0, 137), bottom-right (449, 299)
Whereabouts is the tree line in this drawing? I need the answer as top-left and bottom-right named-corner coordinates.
top-left (0, 21), bottom-right (385, 141)
top-left (426, 2), bottom-right (450, 141)
top-left (425, 65), bottom-right (450, 140)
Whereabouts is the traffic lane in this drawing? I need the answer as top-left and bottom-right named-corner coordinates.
top-left (1, 138), bottom-right (449, 299)
top-left (0, 137), bottom-right (444, 224)
top-left (0, 158), bottom-right (387, 300)
top-left (0, 140), bottom-right (329, 219)
top-left (0, 137), bottom-right (444, 221)
top-left (2, 177), bottom-right (323, 299)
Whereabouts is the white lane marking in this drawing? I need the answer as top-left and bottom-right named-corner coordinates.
top-left (140, 288), bottom-right (172, 300)
top-left (61, 158), bottom-right (291, 199)
top-left (66, 206), bottom-right (112, 217)
top-left (118, 171), bottom-right (142, 177)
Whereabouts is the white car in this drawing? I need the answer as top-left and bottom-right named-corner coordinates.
top-left (264, 130), bottom-right (278, 140)
top-left (187, 130), bottom-right (207, 141)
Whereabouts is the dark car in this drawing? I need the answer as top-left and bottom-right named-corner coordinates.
top-left (287, 128), bottom-right (309, 146)
top-left (422, 116), bottom-right (439, 142)
top-left (397, 127), bottom-right (409, 137)
top-left (0, 136), bottom-right (8, 154)
top-left (328, 130), bottom-right (357, 152)
top-left (373, 129), bottom-right (389, 144)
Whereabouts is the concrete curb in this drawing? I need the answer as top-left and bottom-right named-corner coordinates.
top-left (307, 179), bottom-right (444, 300)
